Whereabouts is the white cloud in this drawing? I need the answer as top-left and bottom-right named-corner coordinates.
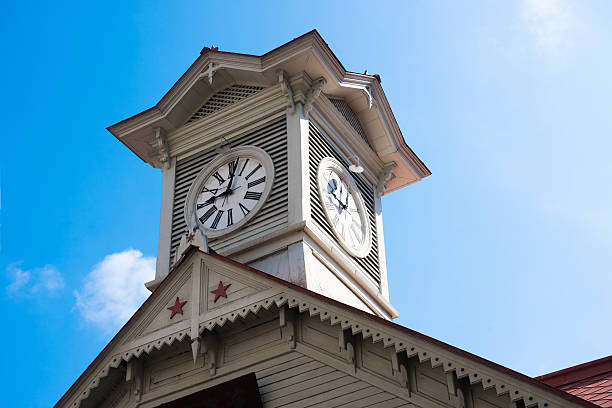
top-left (522, 0), bottom-right (574, 49)
top-left (74, 249), bottom-right (155, 332)
top-left (6, 262), bottom-right (64, 295)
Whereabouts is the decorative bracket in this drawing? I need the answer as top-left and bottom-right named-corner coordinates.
top-left (303, 77), bottom-right (326, 117)
top-left (376, 162), bottom-right (396, 197)
top-left (394, 351), bottom-right (412, 396)
top-left (277, 70), bottom-right (295, 113)
top-left (202, 331), bottom-right (218, 376)
top-left (153, 127), bottom-right (170, 169)
top-left (338, 327), bottom-right (356, 372)
top-left (200, 62), bottom-right (217, 85)
top-left (363, 86), bottom-right (373, 109)
top-left (280, 305), bottom-right (296, 349)
top-left (126, 359), bottom-right (144, 402)
top-left (447, 371), bottom-right (467, 408)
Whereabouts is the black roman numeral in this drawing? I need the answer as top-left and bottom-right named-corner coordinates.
top-left (228, 158), bottom-right (239, 177)
top-left (199, 205), bottom-right (217, 224)
top-left (247, 176), bottom-right (265, 189)
top-left (201, 186), bottom-right (218, 195)
top-left (210, 210), bottom-right (225, 229)
top-left (212, 171), bottom-right (225, 185)
top-left (245, 163), bottom-right (262, 180)
top-left (238, 158), bottom-right (249, 176)
top-left (244, 191), bottom-right (262, 201)
top-left (239, 202), bottom-right (250, 216)
top-left (226, 208), bottom-right (233, 226)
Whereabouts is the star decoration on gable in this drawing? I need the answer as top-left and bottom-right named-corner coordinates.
top-left (167, 297), bottom-right (187, 319)
top-left (211, 281), bottom-right (231, 303)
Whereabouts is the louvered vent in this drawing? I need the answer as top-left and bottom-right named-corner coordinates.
top-left (308, 122), bottom-right (381, 287)
top-left (171, 116), bottom-right (288, 261)
top-left (186, 84), bottom-right (265, 124)
top-left (328, 97), bottom-right (371, 147)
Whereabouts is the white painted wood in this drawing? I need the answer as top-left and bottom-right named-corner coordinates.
top-left (155, 157), bottom-right (176, 280)
top-left (60, 251), bottom-right (581, 408)
top-left (286, 106), bottom-right (311, 225)
top-left (375, 194), bottom-right (390, 300)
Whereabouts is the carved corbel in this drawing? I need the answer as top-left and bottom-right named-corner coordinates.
top-left (277, 70), bottom-right (295, 113)
top-left (153, 127), bottom-right (170, 169)
top-left (280, 305), bottom-right (296, 349)
top-left (202, 331), bottom-right (218, 376)
top-left (126, 358), bottom-right (144, 402)
top-left (376, 162), bottom-right (396, 197)
top-left (302, 77), bottom-right (326, 117)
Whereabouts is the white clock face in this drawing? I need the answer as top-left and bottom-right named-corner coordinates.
top-left (185, 146), bottom-right (275, 238)
top-left (317, 157), bottom-right (372, 258)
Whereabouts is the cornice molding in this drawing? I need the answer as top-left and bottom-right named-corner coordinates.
top-left (106, 31), bottom-right (429, 186)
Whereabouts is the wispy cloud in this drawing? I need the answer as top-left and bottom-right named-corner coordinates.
top-left (6, 262), bottom-right (65, 295)
top-left (522, 0), bottom-right (574, 49)
top-left (74, 249), bottom-right (155, 332)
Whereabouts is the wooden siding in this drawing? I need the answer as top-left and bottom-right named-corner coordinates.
top-left (257, 353), bottom-right (410, 408)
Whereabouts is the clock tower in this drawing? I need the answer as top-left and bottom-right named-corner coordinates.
top-left (108, 31), bottom-right (430, 320)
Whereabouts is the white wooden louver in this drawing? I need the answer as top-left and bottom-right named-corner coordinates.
top-left (308, 122), bottom-right (381, 287)
top-left (328, 97), bottom-right (371, 147)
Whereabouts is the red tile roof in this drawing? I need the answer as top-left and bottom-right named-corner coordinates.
top-left (537, 356), bottom-right (612, 407)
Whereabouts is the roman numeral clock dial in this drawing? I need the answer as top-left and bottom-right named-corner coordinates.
top-left (184, 146), bottom-right (275, 238)
top-left (317, 157), bottom-right (372, 258)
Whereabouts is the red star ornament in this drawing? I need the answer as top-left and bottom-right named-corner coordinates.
top-left (211, 281), bottom-right (231, 303)
top-left (167, 297), bottom-right (187, 319)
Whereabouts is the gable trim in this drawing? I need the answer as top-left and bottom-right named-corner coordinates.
top-left (56, 248), bottom-right (598, 408)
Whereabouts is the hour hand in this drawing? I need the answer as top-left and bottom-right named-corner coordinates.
top-left (197, 195), bottom-right (217, 208)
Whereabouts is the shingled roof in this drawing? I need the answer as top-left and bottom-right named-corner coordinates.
top-left (537, 356), bottom-right (612, 408)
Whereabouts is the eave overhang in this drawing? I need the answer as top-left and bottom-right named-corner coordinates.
top-left (106, 30), bottom-right (430, 195)
top-left (56, 247), bottom-right (599, 408)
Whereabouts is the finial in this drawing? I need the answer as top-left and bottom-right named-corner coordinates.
top-left (200, 45), bottom-right (219, 55)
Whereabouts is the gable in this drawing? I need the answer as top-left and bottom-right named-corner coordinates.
top-left (57, 250), bottom-right (596, 408)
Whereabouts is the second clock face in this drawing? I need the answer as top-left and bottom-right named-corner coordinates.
top-left (317, 157), bottom-right (372, 258)
top-left (185, 146), bottom-right (275, 238)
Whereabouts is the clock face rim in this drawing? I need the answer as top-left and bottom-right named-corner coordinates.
top-left (184, 145), bottom-right (275, 238)
top-left (316, 157), bottom-right (372, 258)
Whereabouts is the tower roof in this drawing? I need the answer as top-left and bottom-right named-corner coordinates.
top-left (107, 30), bottom-right (430, 195)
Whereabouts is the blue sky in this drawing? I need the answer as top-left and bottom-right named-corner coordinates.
top-left (2, 1), bottom-right (611, 406)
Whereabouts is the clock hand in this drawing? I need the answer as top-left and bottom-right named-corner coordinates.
top-left (344, 187), bottom-right (349, 208)
top-left (331, 192), bottom-right (348, 210)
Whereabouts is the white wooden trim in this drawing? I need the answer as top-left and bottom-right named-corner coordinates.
top-left (155, 157), bottom-right (176, 280)
top-left (375, 195), bottom-right (390, 300)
